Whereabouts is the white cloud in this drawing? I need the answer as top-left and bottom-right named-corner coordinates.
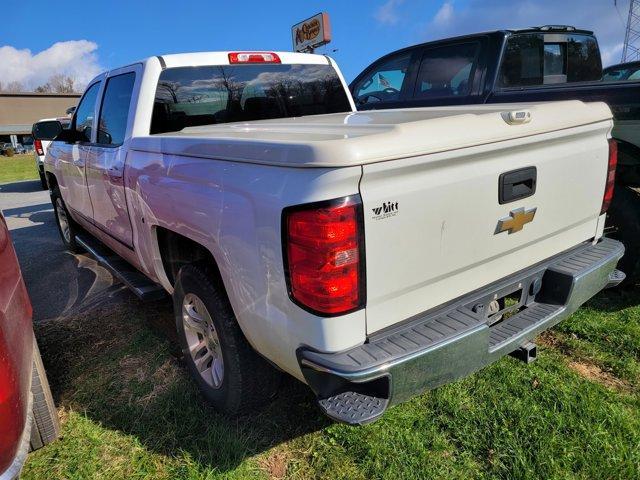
top-left (425, 0), bottom-right (630, 67)
top-left (601, 42), bottom-right (625, 66)
top-left (375, 0), bottom-right (405, 26)
top-left (433, 1), bottom-right (454, 27)
top-left (0, 40), bottom-right (103, 91)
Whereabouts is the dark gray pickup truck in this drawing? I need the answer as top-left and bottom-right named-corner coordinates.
top-left (350, 25), bottom-right (640, 281)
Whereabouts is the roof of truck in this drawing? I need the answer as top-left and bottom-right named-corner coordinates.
top-left (508, 25), bottom-right (594, 35)
top-left (104, 51), bottom-right (332, 75)
top-left (603, 60), bottom-right (640, 71)
top-left (154, 51), bottom-right (332, 69)
top-left (85, 51), bottom-right (337, 90)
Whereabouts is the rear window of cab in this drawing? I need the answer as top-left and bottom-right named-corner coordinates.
top-left (150, 64), bottom-right (352, 134)
top-left (499, 33), bottom-right (602, 88)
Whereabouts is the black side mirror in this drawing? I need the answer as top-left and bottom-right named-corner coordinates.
top-left (97, 129), bottom-right (112, 145)
top-left (55, 128), bottom-right (81, 143)
top-left (32, 120), bottom-right (63, 141)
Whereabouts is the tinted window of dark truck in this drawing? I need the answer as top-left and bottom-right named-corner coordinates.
top-left (414, 42), bottom-right (479, 99)
top-left (499, 33), bottom-right (601, 87)
top-left (603, 63), bottom-right (640, 81)
top-left (151, 64), bottom-right (351, 134)
top-left (352, 52), bottom-right (412, 105)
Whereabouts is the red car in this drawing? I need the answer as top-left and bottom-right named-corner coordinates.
top-left (0, 211), bottom-right (58, 479)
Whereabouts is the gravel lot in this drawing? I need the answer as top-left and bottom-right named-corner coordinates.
top-left (0, 179), bottom-right (131, 322)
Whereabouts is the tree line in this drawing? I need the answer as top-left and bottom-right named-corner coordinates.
top-left (0, 74), bottom-right (79, 94)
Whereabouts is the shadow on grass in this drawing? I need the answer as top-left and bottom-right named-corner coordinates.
top-left (34, 294), bottom-right (329, 473)
top-left (585, 284), bottom-right (640, 312)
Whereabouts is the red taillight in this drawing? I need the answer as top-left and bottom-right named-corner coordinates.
top-left (228, 52), bottom-right (281, 64)
top-left (34, 139), bottom-right (44, 156)
top-left (601, 139), bottom-right (618, 215)
top-left (283, 196), bottom-right (365, 316)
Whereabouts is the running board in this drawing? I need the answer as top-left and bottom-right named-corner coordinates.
top-left (75, 234), bottom-right (167, 301)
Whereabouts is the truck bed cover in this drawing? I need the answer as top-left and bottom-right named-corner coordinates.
top-left (130, 100), bottom-right (612, 168)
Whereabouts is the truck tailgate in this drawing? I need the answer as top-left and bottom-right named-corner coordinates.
top-left (360, 119), bottom-right (612, 334)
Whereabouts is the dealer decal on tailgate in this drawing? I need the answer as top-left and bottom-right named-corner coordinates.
top-left (371, 201), bottom-right (399, 221)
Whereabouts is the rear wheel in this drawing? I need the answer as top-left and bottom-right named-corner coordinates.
top-left (29, 336), bottom-right (60, 451)
top-left (173, 264), bottom-right (280, 414)
top-left (51, 187), bottom-right (81, 253)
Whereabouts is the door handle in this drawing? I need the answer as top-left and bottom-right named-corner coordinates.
top-left (499, 167), bottom-right (537, 204)
top-left (503, 110), bottom-right (532, 125)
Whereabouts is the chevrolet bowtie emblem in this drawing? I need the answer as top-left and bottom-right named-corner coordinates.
top-left (496, 207), bottom-right (537, 234)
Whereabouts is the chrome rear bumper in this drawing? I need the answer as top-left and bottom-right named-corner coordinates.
top-left (298, 238), bottom-right (625, 425)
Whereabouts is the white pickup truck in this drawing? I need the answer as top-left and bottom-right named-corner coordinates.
top-left (35, 51), bottom-right (624, 425)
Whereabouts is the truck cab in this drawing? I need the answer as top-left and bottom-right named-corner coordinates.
top-left (350, 26), bottom-right (604, 110)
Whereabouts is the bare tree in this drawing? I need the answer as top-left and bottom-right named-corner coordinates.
top-left (34, 83), bottom-right (53, 93)
top-left (4, 81), bottom-right (24, 92)
top-left (32, 74), bottom-right (77, 94)
top-left (47, 74), bottom-right (76, 93)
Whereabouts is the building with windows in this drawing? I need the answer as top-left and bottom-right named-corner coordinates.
top-left (0, 92), bottom-right (80, 146)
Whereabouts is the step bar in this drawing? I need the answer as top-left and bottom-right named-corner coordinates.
top-left (75, 234), bottom-right (167, 301)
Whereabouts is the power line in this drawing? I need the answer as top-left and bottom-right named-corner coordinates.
top-left (614, 0), bottom-right (627, 27)
top-left (622, 0), bottom-right (640, 62)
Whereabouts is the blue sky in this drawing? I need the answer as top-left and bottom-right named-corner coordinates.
top-left (0, 0), bottom-right (632, 90)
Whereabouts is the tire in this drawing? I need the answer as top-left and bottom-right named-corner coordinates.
top-left (173, 263), bottom-right (280, 414)
top-left (29, 336), bottom-right (60, 451)
top-left (51, 186), bottom-right (81, 253)
top-left (605, 185), bottom-right (640, 285)
top-left (39, 171), bottom-right (47, 190)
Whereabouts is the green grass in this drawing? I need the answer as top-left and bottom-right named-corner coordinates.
top-left (0, 153), bottom-right (38, 183)
top-left (23, 290), bottom-right (640, 480)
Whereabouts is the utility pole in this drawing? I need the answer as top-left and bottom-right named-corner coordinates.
top-left (622, 0), bottom-right (640, 62)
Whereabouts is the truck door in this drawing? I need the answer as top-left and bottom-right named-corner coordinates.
top-left (56, 81), bottom-right (102, 221)
top-left (85, 68), bottom-right (137, 248)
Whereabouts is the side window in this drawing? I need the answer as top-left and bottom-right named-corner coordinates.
top-left (352, 52), bottom-right (412, 105)
top-left (74, 82), bottom-right (101, 142)
top-left (603, 69), bottom-right (624, 81)
top-left (603, 66), bottom-right (640, 81)
top-left (414, 42), bottom-right (479, 99)
top-left (97, 72), bottom-right (136, 146)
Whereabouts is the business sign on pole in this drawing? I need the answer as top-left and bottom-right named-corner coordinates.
top-left (291, 12), bottom-right (331, 53)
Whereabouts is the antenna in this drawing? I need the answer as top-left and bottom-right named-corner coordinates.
top-left (622, 0), bottom-right (640, 62)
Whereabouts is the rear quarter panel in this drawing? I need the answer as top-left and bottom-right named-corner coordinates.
top-left (125, 151), bottom-right (366, 379)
